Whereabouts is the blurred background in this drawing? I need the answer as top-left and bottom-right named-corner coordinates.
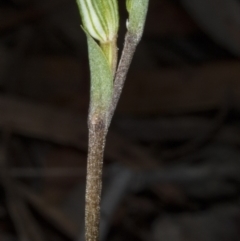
top-left (1, 0), bottom-right (240, 240)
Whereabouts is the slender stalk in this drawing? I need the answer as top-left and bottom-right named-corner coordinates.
top-left (76, 2), bottom-right (149, 241)
top-left (84, 20), bottom-right (146, 241)
top-left (107, 32), bottom-right (140, 128)
top-left (85, 116), bottom-right (107, 241)
top-left (85, 31), bottom-right (140, 241)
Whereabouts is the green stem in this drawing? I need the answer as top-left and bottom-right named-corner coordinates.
top-left (100, 39), bottom-right (118, 74)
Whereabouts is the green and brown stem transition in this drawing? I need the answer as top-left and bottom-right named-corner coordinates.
top-left (76, 1), bottom-right (149, 241)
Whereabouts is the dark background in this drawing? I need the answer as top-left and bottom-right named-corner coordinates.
top-left (0, 0), bottom-right (240, 240)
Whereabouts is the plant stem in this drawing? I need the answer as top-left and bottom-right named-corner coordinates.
top-left (84, 32), bottom-right (141, 241)
top-left (85, 115), bottom-right (107, 241)
top-left (100, 40), bottom-right (118, 74)
top-left (107, 32), bottom-right (140, 128)
top-left (79, 1), bottom-right (149, 240)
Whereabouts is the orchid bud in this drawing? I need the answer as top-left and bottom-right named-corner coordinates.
top-left (126, 0), bottom-right (149, 39)
top-left (77, 0), bottom-right (119, 43)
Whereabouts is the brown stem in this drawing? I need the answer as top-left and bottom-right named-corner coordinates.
top-left (85, 32), bottom-right (141, 241)
top-left (107, 32), bottom-right (140, 128)
top-left (85, 116), bottom-right (107, 241)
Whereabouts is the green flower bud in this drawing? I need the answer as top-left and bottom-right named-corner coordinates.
top-left (77, 0), bottom-right (119, 43)
top-left (126, 0), bottom-right (149, 38)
